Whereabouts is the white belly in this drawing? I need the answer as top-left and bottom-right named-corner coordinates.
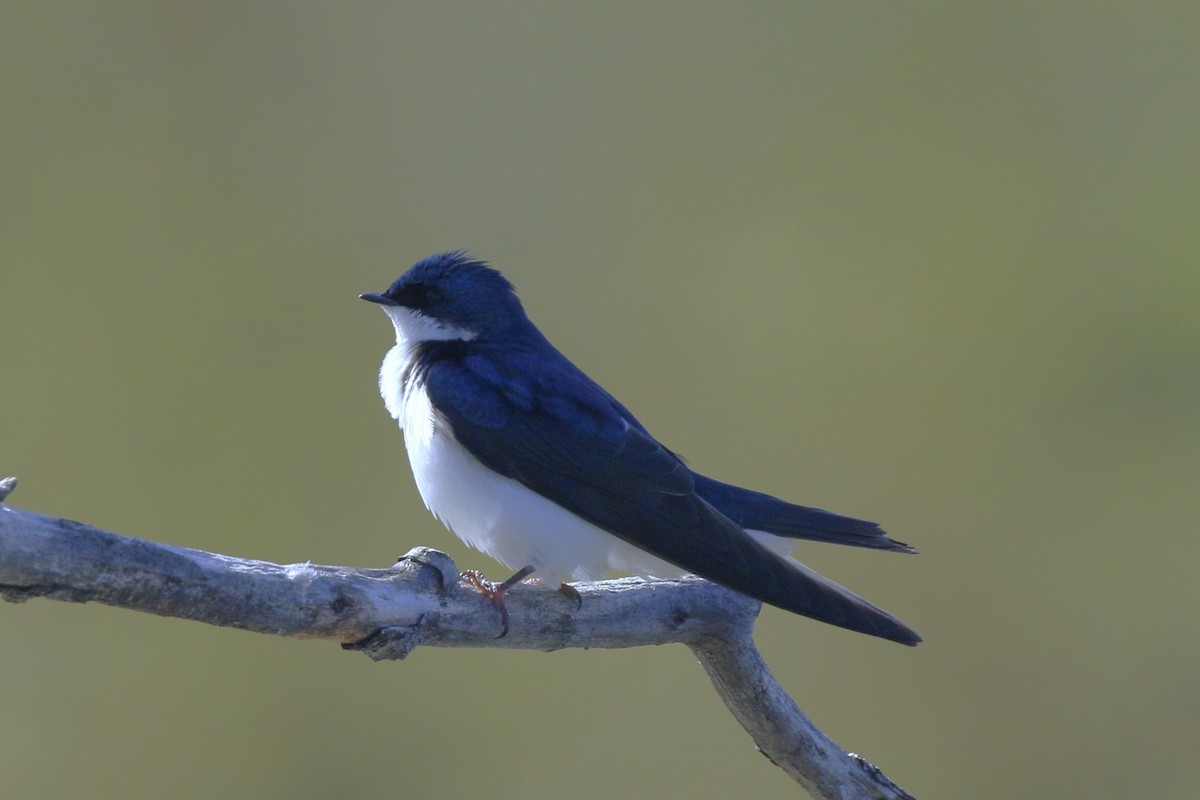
top-left (383, 344), bottom-right (684, 582)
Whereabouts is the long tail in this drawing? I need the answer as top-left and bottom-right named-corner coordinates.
top-left (608, 492), bottom-right (923, 645)
top-left (694, 473), bottom-right (915, 553)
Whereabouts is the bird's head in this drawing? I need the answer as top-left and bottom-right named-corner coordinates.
top-left (361, 251), bottom-right (528, 344)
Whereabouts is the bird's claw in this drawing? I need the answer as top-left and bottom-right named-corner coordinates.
top-left (557, 582), bottom-right (583, 610)
top-left (461, 565), bottom-right (536, 638)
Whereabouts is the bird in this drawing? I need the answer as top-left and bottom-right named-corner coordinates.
top-left (361, 251), bottom-right (920, 645)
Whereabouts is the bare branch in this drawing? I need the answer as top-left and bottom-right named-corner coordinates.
top-left (690, 633), bottom-right (914, 799)
top-left (0, 489), bottom-right (913, 800)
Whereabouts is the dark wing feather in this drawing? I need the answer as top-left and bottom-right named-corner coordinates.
top-left (692, 474), bottom-right (915, 553)
top-left (424, 346), bottom-right (920, 646)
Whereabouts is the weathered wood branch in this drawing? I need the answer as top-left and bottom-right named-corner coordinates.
top-left (0, 479), bottom-right (913, 800)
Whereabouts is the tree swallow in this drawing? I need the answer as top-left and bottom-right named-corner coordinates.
top-left (362, 252), bottom-right (920, 645)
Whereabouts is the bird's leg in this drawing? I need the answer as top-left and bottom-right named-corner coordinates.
top-left (461, 565), bottom-right (536, 638)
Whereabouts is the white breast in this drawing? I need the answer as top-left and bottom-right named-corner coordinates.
top-left (380, 341), bottom-right (684, 582)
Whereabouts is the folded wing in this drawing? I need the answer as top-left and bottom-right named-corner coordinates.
top-left (424, 346), bottom-right (920, 645)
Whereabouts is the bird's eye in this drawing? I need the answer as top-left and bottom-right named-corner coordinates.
top-left (397, 282), bottom-right (450, 310)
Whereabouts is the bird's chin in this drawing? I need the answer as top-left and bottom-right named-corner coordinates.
top-left (384, 307), bottom-right (478, 344)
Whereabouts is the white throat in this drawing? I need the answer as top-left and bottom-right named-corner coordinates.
top-left (381, 305), bottom-right (477, 346)
top-left (377, 306), bottom-right (476, 422)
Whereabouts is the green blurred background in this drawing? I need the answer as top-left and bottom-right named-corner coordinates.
top-left (3, 3), bottom-right (1197, 798)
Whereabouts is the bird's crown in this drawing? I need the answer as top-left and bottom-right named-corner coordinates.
top-left (374, 251), bottom-right (529, 337)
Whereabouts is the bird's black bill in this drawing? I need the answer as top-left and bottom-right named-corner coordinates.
top-left (360, 292), bottom-right (399, 306)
